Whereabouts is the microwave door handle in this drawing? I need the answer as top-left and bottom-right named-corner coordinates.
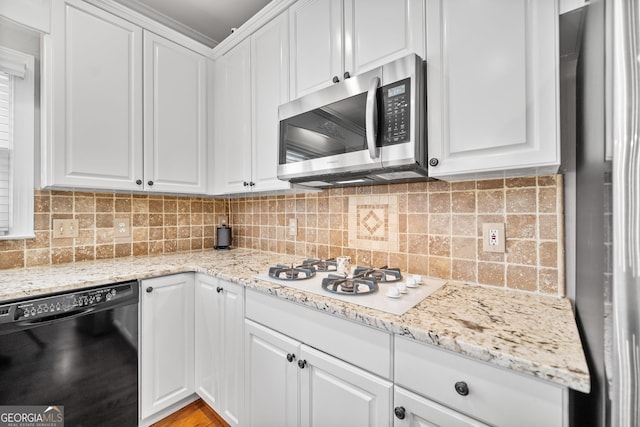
top-left (365, 76), bottom-right (381, 160)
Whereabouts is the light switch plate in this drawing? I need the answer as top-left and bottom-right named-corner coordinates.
top-left (482, 223), bottom-right (505, 253)
top-left (52, 219), bottom-right (79, 239)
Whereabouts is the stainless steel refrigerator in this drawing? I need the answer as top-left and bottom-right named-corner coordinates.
top-left (565, 0), bottom-right (640, 425)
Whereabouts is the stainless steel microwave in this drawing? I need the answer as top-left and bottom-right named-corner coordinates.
top-left (278, 54), bottom-right (427, 187)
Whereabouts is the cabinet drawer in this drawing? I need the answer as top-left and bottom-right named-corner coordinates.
top-left (246, 289), bottom-right (392, 379)
top-left (394, 336), bottom-right (567, 427)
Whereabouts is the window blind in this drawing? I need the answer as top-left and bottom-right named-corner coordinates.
top-left (0, 72), bottom-right (12, 235)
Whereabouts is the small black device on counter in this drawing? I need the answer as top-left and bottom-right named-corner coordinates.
top-left (215, 225), bottom-right (232, 250)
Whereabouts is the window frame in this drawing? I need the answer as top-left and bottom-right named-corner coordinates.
top-left (0, 45), bottom-right (35, 240)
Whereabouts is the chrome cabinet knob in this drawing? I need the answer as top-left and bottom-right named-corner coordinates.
top-left (454, 381), bottom-right (469, 396)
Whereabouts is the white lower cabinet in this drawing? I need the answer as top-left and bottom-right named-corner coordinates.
top-left (245, 320), bottom-right (300, 427)
top-left (195, 274), bottom-right (244, 427)
top-left (245, 319), bottom-right (392, 427)
top-left (299, 344), bottom-right (392, 427)
top-left (245, 290), bottom-right (393, 427)
top-left (140, 274), bottom-right (195, 421)
top-left (393, 386), bottom-right (488, 427)
top-left (394, 336), bottom-right (568, 426)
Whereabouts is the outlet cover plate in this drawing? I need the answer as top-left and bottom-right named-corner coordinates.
top-left (114, 217), bottom-right (131, 240)
top-left (482, 223), bottom-right (505, 253)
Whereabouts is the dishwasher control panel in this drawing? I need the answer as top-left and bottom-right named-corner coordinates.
top-left (0, 280), bottom-right (138, 324)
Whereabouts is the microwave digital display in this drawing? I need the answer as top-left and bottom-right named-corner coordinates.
top-left (388, 84), bottom-right (406, 97)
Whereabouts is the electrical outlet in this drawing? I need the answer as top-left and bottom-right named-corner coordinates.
top-left (52, 219), bottom-right (79, 239)
top-left (114, 218), bottom-right (131, 238)
top-left (482, 223), bottom-right (505, 253)
top-left (288, 218), bottom-right (297, 237)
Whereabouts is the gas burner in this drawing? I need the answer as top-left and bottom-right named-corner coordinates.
top-left (353, 266), bottom-right (402, 283)
top-left (268, 264), bottom-right (316, 281)
top-left (321, 274), bottom-right (378, 296)
top-left (299, 258), bottom-right (338, 272)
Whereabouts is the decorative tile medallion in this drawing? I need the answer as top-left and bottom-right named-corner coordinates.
top-left (349, 195), bottom-right (399, 252)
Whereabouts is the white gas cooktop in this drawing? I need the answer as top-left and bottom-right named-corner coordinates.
top-left (254, 271), bottom-right (446, 316)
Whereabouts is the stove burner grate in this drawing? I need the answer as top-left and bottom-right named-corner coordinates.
top-left (321, 274), bottom-right (378, 296)
top-left (353, 266), bottom-right (402, 283)
top-left (268, 264), bottom-right (316, 281)
top-left (299, 258), bottom-right (337, 272)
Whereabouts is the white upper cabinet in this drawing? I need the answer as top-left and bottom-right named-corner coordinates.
top-left (289, 0), bottom-right (342, 98)
top-left (347, 0), bottom-right (425, 76)
top-left (45, 0), bottom-right (143, 191)
top-left (289, 0), bottom-right (425, 99)
top-left (44, 0), bottom-right (208, 194)
top-left (426, 0), bottom-right (560, 180)
top-left (213, 13), bottom-right (292, 195)
top-left (213, 39), bottom-right (253, 194)
top-left (251, 12), bottom-right (291, 192)
top-left (143, 31), bottom-right (207, 193)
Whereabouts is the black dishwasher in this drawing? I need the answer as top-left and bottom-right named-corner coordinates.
top-left (0, 280), bottom-right (139, 426)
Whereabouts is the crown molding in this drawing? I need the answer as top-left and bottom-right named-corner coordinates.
top-left (84, 0), bottom-right (216, 57)
top-left (211, 0), bottom-right (297, 58)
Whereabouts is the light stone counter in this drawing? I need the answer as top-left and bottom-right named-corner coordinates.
top-left (0, 248), bottom-right (590, 393)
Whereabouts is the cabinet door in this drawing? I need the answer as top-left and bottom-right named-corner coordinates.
top-left (289, 0), bottom-right (343, 98)
top-left (143, 31), bottom-right (207, 194)
top-left (194, 274), bottom-right (221, 410)
top-left (213, 39), bottom-right (252, 194)
top-left (426, 0), bottom-right (559, 180)
top-left (194, 274), bottom-right (244, 427)
top-left (245, 319), bottom-right (299, 427)
top-left (217, 279), bottom-right (244, 427)
top-left (46, 0), bottom-right (143, 190)
top-left (141, 274), bottom-right (195, 419)
top-left (251, 12), bottom-right (292, 192)
top-left (299, 344), bottom-right (392, 427)
top-left (346, 0), bottom-right (425, 76)
top-left (393, 386), bottom-right (489, 427)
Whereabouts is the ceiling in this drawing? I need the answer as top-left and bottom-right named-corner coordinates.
top-left (113, 0), bottom-right (273, 47)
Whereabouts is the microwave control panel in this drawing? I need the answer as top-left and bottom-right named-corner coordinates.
top-left (381, 78), bottom-right (411, 146)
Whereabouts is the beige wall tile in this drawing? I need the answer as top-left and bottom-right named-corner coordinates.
top-left (452, 259), bottom-right (477, 283)
top-left (478, 261), bottom-right (505, 287)
top-left (1, 176), bottom-right (564, 297)
top-left (507, 265), bottom-right (537, 291)
top-left (506, 188), bottom-right (537, 213)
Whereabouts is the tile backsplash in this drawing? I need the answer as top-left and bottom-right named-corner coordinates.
top-left (0, 175), bottom-right (564, 296)
top-left (228, 175), bottom-right (565, 296)
top-left (0, 190), bottom-right (225, 270)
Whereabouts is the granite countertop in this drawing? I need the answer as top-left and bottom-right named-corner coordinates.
top-left (0, 248), bottom-right (590, 393)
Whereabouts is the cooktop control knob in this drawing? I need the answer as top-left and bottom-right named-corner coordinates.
top-left (14, 307), bottom-right (24, 320)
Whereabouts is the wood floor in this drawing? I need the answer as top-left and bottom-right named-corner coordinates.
top-left (152, 399), bottom-right (230, 427)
